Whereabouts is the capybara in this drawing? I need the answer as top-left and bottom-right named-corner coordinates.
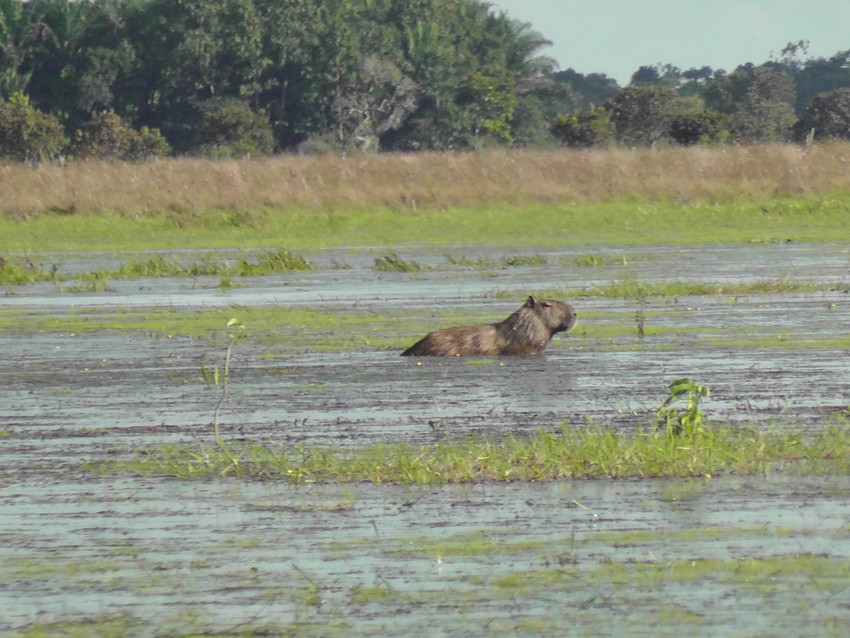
top-left (401, 296), bottom-right (577, 357)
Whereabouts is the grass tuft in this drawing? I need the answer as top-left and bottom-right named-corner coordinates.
top-left (0, 256), bottom-right (60, 284)
top-left (372, 251), bottom-right (421, 272)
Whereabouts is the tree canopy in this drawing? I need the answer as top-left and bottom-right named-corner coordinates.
top-left (1, 0), bottom-right (849, 159)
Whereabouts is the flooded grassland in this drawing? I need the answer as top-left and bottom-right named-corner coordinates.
top-left (2, 241), bottom-right (850, 636)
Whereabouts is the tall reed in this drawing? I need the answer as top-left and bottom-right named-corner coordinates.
top-left (3, 143), bottom-right (850, 219)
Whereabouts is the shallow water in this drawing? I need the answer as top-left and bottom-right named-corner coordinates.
top-left (3, 473), bottom-right (849, 635)
top-left (1, 242), bottom-right (850, 634)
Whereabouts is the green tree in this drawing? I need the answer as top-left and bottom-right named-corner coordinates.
top-left (703, 65), bottom-right (758, 114)
top-left (0, 91), bottom-right (66, 161)
top-left (466, 71), bottom-right (517, 145)
top-left (125, 0), bottom-right (266, 149)
top-left (730, 68), bottom-right (796, 142)
top-left (793, 88), bottom-right (850, 141)
top-left (192, 99), bottom-right (274, 157)
top-left (381, 1), bottom-right (555, 150)
top-left (9, 0), bottom-right (134, 130)
top-left (669, 108), bottom-right (729, 145)
top-left (551, 68), bottom-right (619, 111)
top-left (703, 65), bottom-right (796, 142)
top-left (550, 105), bottom-right (613, 148)
top-left (605, 85), bottom-right (681, 146)
top-left (0, 0), bottom-right (32, 96)
top-left (511, 74), bottom-right (574, 147)
top-left (254, 0), bottom-right (370, 148)
top-left (629, 63), bottom-right (682, 88)
top-left (792, 49), bottom-right (850, 113)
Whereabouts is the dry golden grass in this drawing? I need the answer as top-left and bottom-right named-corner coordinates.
top-left (3, 143), bottom-right (850, 218)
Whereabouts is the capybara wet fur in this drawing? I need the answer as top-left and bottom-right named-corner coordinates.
top-left (401, 296), bottom-right (577, 357)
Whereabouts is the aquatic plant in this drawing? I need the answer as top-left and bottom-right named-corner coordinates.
top-left (568, 254), bottom-right (606, 267)
top-left (0, 255), bottom-right (59, 284)
top-left (234, 248), bottom-right (312, 275)
top-left (502, 254), bottom-right (547, 267)
top-left (57, 278), bottom-right (114, 293)
top-left (444, 255), bottom-right (499, 268)
top-left (656, 379), bottom-right (711, 437)
top-left (200, 318), bottom-right (245, 475)
top-left (113, 255), bottom-right (185, 278)
top-left (2, 248), bottom-right (314, 290)
top-left (373, 251), bottom-right (421, 272)
top-left (444, 254), bottom-right (549, 269)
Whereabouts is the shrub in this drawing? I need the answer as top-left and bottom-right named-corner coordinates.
top-left (0, 93), bottom-right (67, 162)
top-left (70, 111), bottom-right (171, 160)
top-left (193, 100), bottom-right (275, 158)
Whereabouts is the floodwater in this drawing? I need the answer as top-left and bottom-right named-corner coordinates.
top-left (1, 242), bottom-right (850, 635)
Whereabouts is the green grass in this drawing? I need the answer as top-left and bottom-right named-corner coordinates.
top-left (0, 256), bottom-right (60, 284)
top-left (3, 197), bottom-right (850, 253)
top-left (528, 277), bottom-right (839, 300)
top-left (0, 249), bottom-right (311, 286)
top-left (88, 422), bottom-right (850, 483)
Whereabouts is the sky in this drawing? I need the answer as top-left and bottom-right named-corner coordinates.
top-left (488, 0), bottom-right (850, 85)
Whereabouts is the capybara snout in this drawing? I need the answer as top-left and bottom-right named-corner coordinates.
top-left (401, 296), bottom-right (577, 357)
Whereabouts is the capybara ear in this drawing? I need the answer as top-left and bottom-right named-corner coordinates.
top-left (525, 295), bottom-right (536, 307)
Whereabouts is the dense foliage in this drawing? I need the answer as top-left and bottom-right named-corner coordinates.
top-left (0, 1), bottom-right (849, 159)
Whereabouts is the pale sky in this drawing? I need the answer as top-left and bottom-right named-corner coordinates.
top-left (488, 0), bottom-right (850, 85)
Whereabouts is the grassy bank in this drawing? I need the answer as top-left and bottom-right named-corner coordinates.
top-left (4, 198), bottom-right (849, 253)
top-left (90, 422), bottom-right (850, 483)
top-left (3, 144), bottom-right (850, 252)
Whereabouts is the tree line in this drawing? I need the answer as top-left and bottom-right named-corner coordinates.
top-left (553, 42), bottom-right (850, 148)
top-left (1, 0), bottom-right (849, 161)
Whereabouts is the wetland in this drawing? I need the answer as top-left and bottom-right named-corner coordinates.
top-left (3, 239), bottom-right (850, 636)
top-left (2, 147), bottom-right (850, 635)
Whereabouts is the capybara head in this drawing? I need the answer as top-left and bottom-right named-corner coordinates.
top-left (520, 296), bottom-right (578, 335)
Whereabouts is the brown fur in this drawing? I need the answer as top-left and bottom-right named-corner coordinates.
top-left (401, 296), bottom-right (577, 357)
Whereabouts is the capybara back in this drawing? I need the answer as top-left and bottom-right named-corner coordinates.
top-left (401, 296), bottom-right (577, 356)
